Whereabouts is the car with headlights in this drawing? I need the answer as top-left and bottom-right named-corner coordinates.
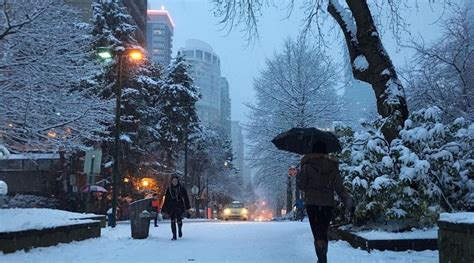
top-left (223, 201), bottom-right (248, 221)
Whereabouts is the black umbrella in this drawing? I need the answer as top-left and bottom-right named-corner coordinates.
top-left (271, 127), bottom-right (341, 155)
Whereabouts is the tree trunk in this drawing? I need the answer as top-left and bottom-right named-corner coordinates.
top-left (328, 0), bottom-right (409, 142)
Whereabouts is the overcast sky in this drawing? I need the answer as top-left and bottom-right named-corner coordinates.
top-left (149, 0), bottom-right (456, 124)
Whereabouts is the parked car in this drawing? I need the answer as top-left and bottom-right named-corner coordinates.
top-left (223, 201), bottom-right (248, 221)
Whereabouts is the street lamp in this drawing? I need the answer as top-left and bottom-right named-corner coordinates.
top-left (97, 46), bottom-right (144, 228)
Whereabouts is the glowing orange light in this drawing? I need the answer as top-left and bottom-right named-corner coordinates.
top-left (128, 50), bottom-right (143, 62)
top-left (47, 130), bottom-right (57, 138)
top-left (141, 178), bottom-right (150, 187)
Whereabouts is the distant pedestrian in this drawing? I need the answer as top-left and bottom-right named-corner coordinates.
top-left (295, 198), bottom-right (305, 222)
top-left (161, 176), bottom-right (191, 240)
top-left (151, 193), bottom-right (161, 227)
top-left (297, 142), bottom-right (353, 263)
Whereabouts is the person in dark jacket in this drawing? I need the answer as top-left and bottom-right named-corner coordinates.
top-left (161, 176), bottom-right (191, 240)
top-left (297, 142), bottom-right (352, 263)
top-left (295, 198), bottom-right (305, 222)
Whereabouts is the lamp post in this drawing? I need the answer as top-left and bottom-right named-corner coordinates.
top-left (97, 47), bottom-right (143, 228)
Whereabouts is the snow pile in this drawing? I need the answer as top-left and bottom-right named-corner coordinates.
top-left (335, 107), bottom-right (474, 226)
top-left (439, 212), bottom-right (474, 224)
top-left (354, 227), bottom-right (438, 240)
top-left (0, 208), bottom-right (99, 232)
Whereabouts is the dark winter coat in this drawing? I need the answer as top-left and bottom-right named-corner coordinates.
top-left (161, 185), bottom-right (191, 216)
top-left (297, 154), bottom-right (352, 208)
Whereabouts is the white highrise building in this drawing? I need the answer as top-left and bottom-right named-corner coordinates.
top-left (179, 39), bottom-right (231, 136)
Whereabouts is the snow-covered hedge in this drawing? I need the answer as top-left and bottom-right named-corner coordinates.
top-left (335, 107), bottom-right (474, 225)
top-left (4, 194), bottom-right (60, 209)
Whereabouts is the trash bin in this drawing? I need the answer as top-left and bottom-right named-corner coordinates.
top-left (130, 198), bottom-right (156, 239)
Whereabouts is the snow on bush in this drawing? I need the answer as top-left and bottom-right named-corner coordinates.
top-left (335, 107), bottom-right (473, 226)
top-left (5, 194), bottom-right (60, 209)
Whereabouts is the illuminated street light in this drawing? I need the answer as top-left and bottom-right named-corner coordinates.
top-left (123, 178), bottom-right (129, 183)
top-left (128, 49), bottom-right (143, 62)
top-left (97, 47), bottom-right (113, 60)
top-left (96, 46), bottom-right (144, 228)
top-left (141, 178), bottom-right (150, 187)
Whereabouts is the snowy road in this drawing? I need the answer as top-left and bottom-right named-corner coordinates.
top-left (2, 220), bottom-right (438, 263)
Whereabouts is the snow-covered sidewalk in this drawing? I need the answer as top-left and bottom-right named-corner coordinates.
top-left (1, 221), bottom-right (438, 262)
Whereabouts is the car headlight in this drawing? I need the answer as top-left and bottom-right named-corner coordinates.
top-left (241, 209), bottom-right (248, 215)
top-left (224, 208), bottom-right (231, 215)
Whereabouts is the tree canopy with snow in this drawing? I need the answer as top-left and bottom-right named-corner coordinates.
top-left (247, 37), bottom-right (340, 211)
top-left (156, 54), bottom-right (201, 166)
top-left (405, 5), bottom-right (473, 121)
top-left (0, 1), bottom-right (112, 152)
top-left (213, 0), bottom-right (453, 141)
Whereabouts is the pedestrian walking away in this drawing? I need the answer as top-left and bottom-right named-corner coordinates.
top-left (297, 142), bottom-right (353, 263)
top-left (295, 197), bottom-right (305, 222)
top-left (161, 176), bottom-right (191, 240)
top-left (151, 193), bottom-right (161, 227)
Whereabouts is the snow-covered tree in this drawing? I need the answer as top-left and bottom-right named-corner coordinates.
top-left (0, 1), bottom-right (112, 152)
top-left (186, 127), bottom-right (240, 203)
top-left (156, 54), bottom-right (201, 167)
top-left (214, 0), bottom-right (412, 141)
top-left (247, 37), bottom-right (340, 212)
top-left (405, 6), bottom-right (474, 121)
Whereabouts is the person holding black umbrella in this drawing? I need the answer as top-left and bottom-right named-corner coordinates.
top-left (297, 141), bottom-right (352, 263)
top-left (162, 176), bottom-right (191, 240)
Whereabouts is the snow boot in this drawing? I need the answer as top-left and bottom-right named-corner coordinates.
top-left (171, 221), bottom-right (177, 240)
top-left (315, 241), bottom-right (327, 263)
top-left (178, 221), bottom-right (183, 238)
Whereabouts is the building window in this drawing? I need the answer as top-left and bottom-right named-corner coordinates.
top-left (196, 50), bottom-right (203, 59)
top-left (184, 50), bottom-right (194, 58)
top-left (153, 48), bottom-right (160, 54)
top-left (205, 52), bottom-right (212, 62)
top-left (153, 29), bottom-right (163, 35)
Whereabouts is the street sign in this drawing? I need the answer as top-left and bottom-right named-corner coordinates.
top-left (84, 149), bottom-right (102, 175)
top-left (288, 166), bottom-right (298, 177)
top-left (191, 185), bottom-right (199, 195)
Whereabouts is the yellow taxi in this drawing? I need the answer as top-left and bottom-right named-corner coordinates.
top-left (223, 201), bottom-right (248, 221)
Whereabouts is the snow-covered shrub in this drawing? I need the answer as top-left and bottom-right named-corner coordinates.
top-left (335, 121), bottom-right (398, 224)
top-left (5, 194), bottom-right (59, 209)
top-left (393, 108), bottom-right (473, 217)
top-left (336, 107), bottom-right (474, 225)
